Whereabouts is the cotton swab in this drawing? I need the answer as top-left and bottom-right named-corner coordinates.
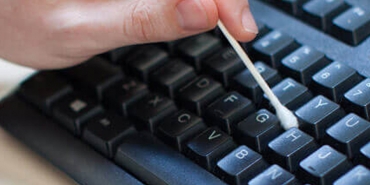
top-left (217, 20), bottom-right (298, 130)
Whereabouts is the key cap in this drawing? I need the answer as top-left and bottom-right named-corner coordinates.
top-left (215, 145), bottom-right (268, 185)
top-left (203, 47), bottom-right (245, 87)
top-left (334, 165), bottom-right (370, 185)
top-left (128, 93), bottom-right (177, 133)
top-left (233, 61), bottom-right (281, 103)
top-left (124, 45), bottom-right (169, 82)
top-left (115, 132), bottom-right (227, 185)
top-left (185, 127), bottom-right (236, 171)
top-left (249, 164), bottom-right (299, 185)
top-left (325, 113), bottom-right (370, 159)
top-left (177, 76), bottom-right (225, 116)
top-left (281, 45), bottom-right (331, 85)
top-left (60, 57), bottom-right (123, 100)
top-left (176, 33), bottom-right (222, 71)
top-left (299, 145), bottom-right (352, 185)
top-left (272, 0), bottom-right (309, 15)
top-left (103, 78), bottom-right (149, 116)
top-left (18, 71), bottom-right (72, 113)
top-left (100, 46), bottom-right (136, 64)
top-left (332, 7), bottom-right (370, 46)
top-left (267, 128), bottom-right (318, 172)
top-left (343, 79), bottom-right (370, 120)
top-left (252, 31), bottom-right (300, 68)
top-left (82, 112), bottom-right (136, 158)
top-left (302, 0), bottom-right (349, 32)
top-left (311, 61), bottom-right (363, 103)
top-left (204, 91), bottom-right (255, 135)
top-left (295, 95), bottom-right (346, 140)
top-left (149, 59), bottom-right (196, 98)
top-left (52, 93), bottom-right (103, 135)
top-left (157, 110), bottom-right (207, 152)
top-left (236, 109), bottom-right (283, 153)
top-left (264, 78), bottom-right (313, 110)
top-left (359, 142), bottom-right (370, 168)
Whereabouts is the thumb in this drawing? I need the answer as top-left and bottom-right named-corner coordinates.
top-left (89, 0), bottom-right (219, 50)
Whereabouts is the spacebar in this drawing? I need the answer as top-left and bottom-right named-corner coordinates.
top-left (115, 132), bottom-right (227, 185)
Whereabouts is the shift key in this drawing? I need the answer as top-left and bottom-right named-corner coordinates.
top-left (115, 132), bottom-right (227, 185)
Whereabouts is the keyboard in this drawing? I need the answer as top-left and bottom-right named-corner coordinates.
top-left (1, 0), bottom-right (370, 184)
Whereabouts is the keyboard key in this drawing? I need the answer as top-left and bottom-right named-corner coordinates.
top-left (311, 61), bottom-right (363, 103)
top-left (157, 110), bottom-right (207, 152)
top-left (295, 95), bottom-right (346, 140)
top-left (176, 33), bottom-right (222, 71)
top-left (82, 112), bottom-right (136, 158)
top-left (124, 45), bottom-right (169, 82)
top-left (299, 145), bottom-right (352, 185)
top-left (343, 78), bottom-right (370, 120)
top-left (177, 76), bottom-right (225, 116)
top-left (272, 0), bottom-right (309, 15)
top-left (215, 145), bottom-right (268, 185)
top-left (359, 142), bottom-right (370, 168)
top-left (334, 165), bottom-right (370, 185)
top-left (128, 93), bottom-right (177, 133)
top-left (267, 128), bottom-right (318, 172)
top-left (100, 46), bottom-right (136, 64)
top-left (60, 57), bottom-right (123, 100)
top-left (281, 45), bottom-right (331, 85)
top-left (332, 7), bottom-right (370, 46)
top-left (52, 93), bottom-right (103, 135)
top-left (325, 113), bottom-right (370, 159)
top-left (252, 31), bottom-right (300, 68)
top-left (236, 109), bottom-right (283, 153)
top-left (233, 61), bottom-right (281, 103)
top-left (249, 164), bottom-right (298, 185)
top-left (264, 78), bottom-right (313, 110)
top-left (203, 47), bottom-right (245, 87)
top-left (302, 0), bottom-right (349, 32)
top-left (185, 127), bottom-right (236, 171)
top-left (204, 92), bottom-right (255, 135)
top-left (149, 59), bottom-right (196, 98)
top-left (115, 132), bottom-right (227, 185)
top-left (103, 78), bottom-right (149, 116)
top-left (19, 71), bottom-right (73, 113)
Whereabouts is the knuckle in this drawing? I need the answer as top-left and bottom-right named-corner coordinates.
top-left (125, 1), bottom-right (156, 43)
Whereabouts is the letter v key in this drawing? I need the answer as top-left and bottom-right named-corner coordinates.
top-left (208, 130), bottom-right (222, 140)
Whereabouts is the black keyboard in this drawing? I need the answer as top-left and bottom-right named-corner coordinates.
top-left (1, 0), bottom-right (370, 184)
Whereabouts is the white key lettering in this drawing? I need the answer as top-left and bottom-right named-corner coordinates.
top-left (235, 149), bottom-right (249, 159)
top-left (256, 113), bottom-right (270, 123)
top-left (265, 168), bottom-right (283, 180)
top-left (345, 116), bottom-right (360, 127)
top-left (286, 130), bottom-right (301, 142)
top-left (178, 114), bottom-right (191, 123)
top-left (208, 130), bottom-right (222, 140)
top-left (318, 151), bottom-right (332, 159)
top-left (70, 99), bottom-right (87, 112)
top-left (315, 98), bottom-right (328, 108)
top-left (224, 94), bottom-right (238, 103)
top-left (196, 78), bottom-right (210, 88)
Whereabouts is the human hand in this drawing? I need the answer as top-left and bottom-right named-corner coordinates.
top-left (0, 0), bottom-right (257, 69)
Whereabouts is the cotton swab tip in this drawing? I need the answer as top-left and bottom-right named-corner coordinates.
top-left (275, 105), bottom-right (299, 130)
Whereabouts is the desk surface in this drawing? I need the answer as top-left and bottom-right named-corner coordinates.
top-left (0, 59), bottom-right (76, 185)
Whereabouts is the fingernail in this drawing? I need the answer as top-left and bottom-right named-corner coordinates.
top-left (176, 0), bottom-right (209, 30)
top-left (242, 7), bottom-right (258, 34)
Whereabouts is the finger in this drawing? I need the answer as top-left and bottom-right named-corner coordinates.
top-left (214, 0), bottom-right (258, 42)
top-left (67, 0), bottom-right (219, 51)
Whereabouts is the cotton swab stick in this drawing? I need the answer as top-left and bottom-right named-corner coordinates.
top-left (217, 20), bottom-right (298, 130)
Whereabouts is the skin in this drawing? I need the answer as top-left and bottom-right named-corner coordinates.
top-left (0, 0), bottom-right (257, 69)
